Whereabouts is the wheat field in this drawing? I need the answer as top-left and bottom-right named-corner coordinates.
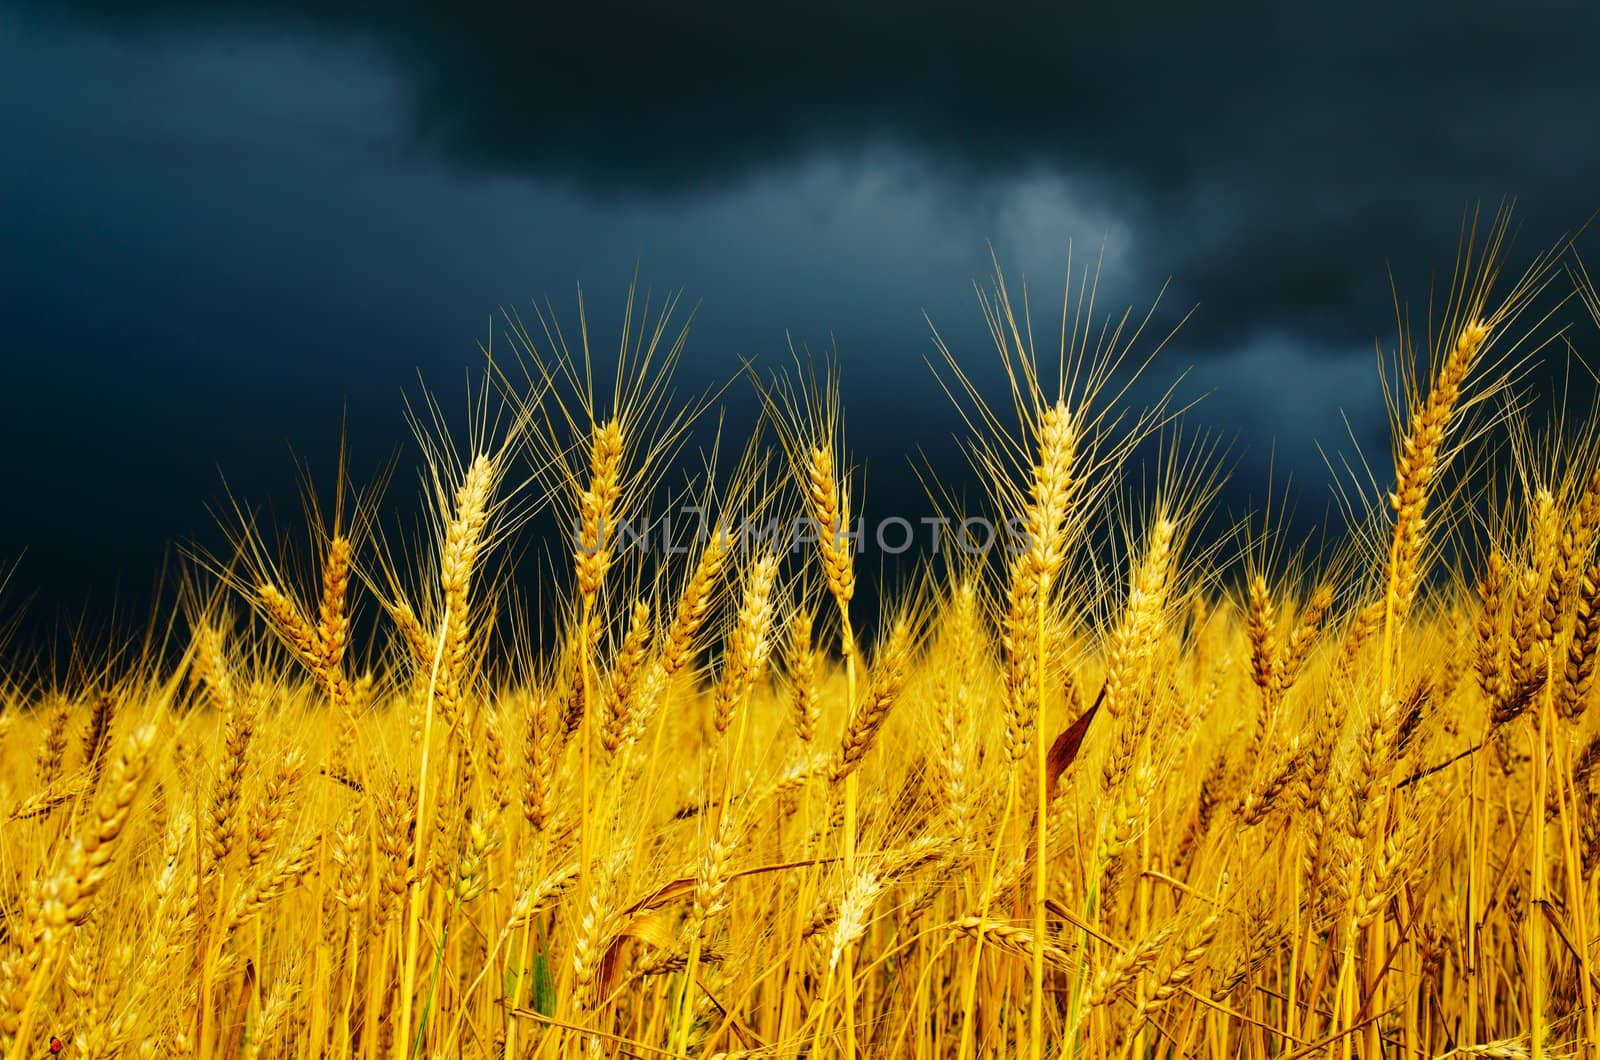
top-left (2, 216), bottom-right (1598, 1059)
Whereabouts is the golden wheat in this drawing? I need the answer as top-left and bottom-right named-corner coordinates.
top-left (0, 235), bottom-right (1597, 1060)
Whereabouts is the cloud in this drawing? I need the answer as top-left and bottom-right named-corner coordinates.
top-left (9, 0), bottom-right (1599, 347)
top-left (3, 0), bottom-right (1597, 629)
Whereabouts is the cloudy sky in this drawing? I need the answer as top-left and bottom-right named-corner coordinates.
top-left (3, 1), bottom-right (1599, 630)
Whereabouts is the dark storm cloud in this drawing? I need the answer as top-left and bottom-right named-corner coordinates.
top-left (10, 0), bottom-right (1600, 346)
top-left (3, 0), bottom-right (1598, 641)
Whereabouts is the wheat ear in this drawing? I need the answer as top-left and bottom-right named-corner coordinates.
top-left (1386, 318), bottom-right (1490, 624)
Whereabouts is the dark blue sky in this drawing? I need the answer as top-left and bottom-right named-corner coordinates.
top-left (3, 1), bottom-right (1600, 635)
